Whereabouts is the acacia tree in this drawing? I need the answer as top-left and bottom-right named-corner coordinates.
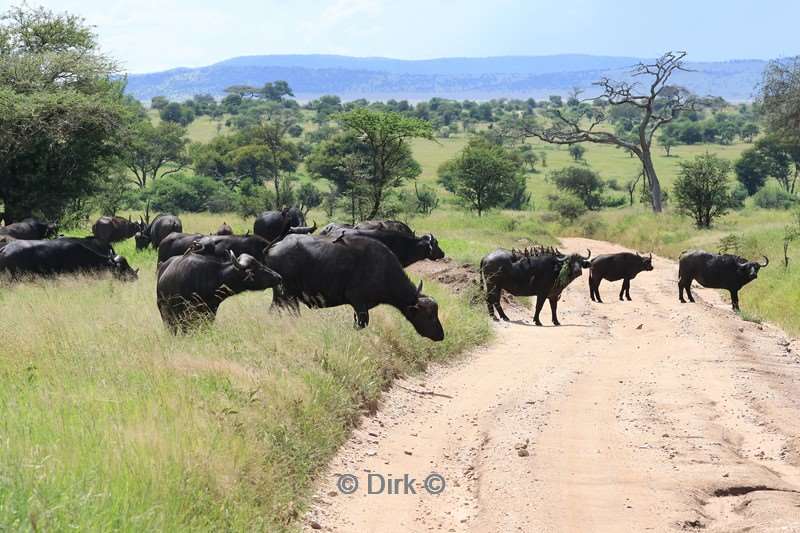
top-left (438, 138), bottom-right (524, 216)
top-left (233, 119), bottom-right (302, 207)
top-left (673, 153), bottom-right (732, 228)
top-left (119, 120), bottom-right (189, 189)
top-left (521, 51), bottom-right (694, 213)
top-left (760, 56), bottom-right (800, 136)
top-left (337, 108), bottom-right (434, 219)
top-left (0, 6), bottom-right (128, 223)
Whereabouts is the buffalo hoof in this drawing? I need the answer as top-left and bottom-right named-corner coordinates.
top-left (552, 320), bottom-right (560, 326)
top-left (534, 320), bottom-right (543, 327)
top-left (500, 316), bottom-right (510, 322)
top-left (490, 315), bottom-right (499, 322)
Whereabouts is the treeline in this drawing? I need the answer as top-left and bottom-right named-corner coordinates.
top-left (4, 4), bottom-right (798, 233)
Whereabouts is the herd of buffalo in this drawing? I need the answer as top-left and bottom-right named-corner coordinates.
top-left (0, 208), bottom-right (770, 338)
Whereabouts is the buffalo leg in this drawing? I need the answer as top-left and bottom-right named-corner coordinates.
top-left (486, 300), bottom-right (498, 320)
top-left (730, 290), bottom-right (740, 311)
top-left (678, 277), bottom-right (694, 303)
top-left (533, 295), bottom-right (546, 326)
top-left (549, 297), bottom-right (560, 326)
top-left (620, 279), bottom-right (632, 301)
top-left (353, 309), bottom-right (370, 329)
top-left (591, 277), bottom-right (603, 303)
top-left (486, 289), bottom-right (501, 321)
top-left (494, 301), bottom-right (510, 322)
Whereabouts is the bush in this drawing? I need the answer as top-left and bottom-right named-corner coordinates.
top-left (730, 182), bottom-right (749, 210)
top-left (577, 213), bottom-right (608, 237)
top-left (503, 175), bottom-right (532, 210)
top-left (237, 181), bottom-right (275, 218)
top-left (753, 184), bottom-right (798, 210)
top-left (548, 192), bottom-right (587, 221)
top-left (602, 193), bottom-right (627, 208)
top-left (148, 174), bottom-right (235, 214)
top-left (548, 166), bottom-right (604, 210)
top-left (673, 153), bottom-right (733, 228)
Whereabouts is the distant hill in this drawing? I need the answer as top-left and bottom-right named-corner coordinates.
top-left (124, 54), bottom-right (768, 103)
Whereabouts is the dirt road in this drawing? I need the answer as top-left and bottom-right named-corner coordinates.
top-left (305, 238), bottom-right (800, 532)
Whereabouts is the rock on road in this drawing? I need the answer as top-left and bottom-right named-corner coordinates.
top-left (305, 238), bottom-right (800, 532)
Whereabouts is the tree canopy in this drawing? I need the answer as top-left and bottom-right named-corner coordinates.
top-left (438, 138), bottom-right (525, 216)
top-left (0, 5), bottom-right (129, 222)
top-left (336, 108), bottom-right (433, 218)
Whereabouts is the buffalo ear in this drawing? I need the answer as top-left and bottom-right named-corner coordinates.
top-left (416, 280), bottom-right (423, 296)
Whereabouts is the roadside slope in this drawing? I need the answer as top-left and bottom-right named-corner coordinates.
top-left (305, 238), bottom-right (800, 532)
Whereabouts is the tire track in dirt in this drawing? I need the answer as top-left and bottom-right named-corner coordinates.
top-left (305, 238), bottom-right (800, 532)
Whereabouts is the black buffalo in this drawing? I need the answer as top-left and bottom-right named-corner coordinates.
top-left (678, 250), bottom-right (769, 311)
top-left (135, 214), bottom-right (183, 250)
top-left (355, 220), bottom-right (415, 236)
top-left (92, 215), bottom-right (141, 243)
top-left (253, 207), bottom-right (316, 241)
top-left (0, 218), bottom-right (58, 240)
top-left (266, 234), bottom-right (444, 341)
top-left (156, 250), bottom-right (282, 333)
top-left (589, 252), bottom-right (654, 303)
top-left (0, 237), bottom-right (138, 280)
top-left (157, 232), bottom-right (273, 264)
top-left (481, 247), bottom-right (591, 325)
top-left (215, 222), bottom-right (234, 236)
top-left (320, 225), bottom-right (444, 267)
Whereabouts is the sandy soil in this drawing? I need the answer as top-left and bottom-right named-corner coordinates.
top-left (304, 238), bottom-right (800, 533)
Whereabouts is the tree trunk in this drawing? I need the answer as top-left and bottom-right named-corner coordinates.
top-left (641, 151), bottom-right (663, 213)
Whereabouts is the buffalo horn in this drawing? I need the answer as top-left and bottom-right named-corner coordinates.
top-left (416, 280), bottom-right (423, 296)
top-left (229, 250), bottom-right (244, 269)
top-left (760, 255), bottom-right (769, 267)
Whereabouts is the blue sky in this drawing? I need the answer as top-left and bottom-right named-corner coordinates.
top-left (23, 0), bottom-right (800, 72)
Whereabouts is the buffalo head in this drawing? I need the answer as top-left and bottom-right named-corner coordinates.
top-left (134, 231), bottom-right (150, 250)
top-left (404, 281), bottom-right (444, 341)
top-left (44, 222), bottom-right (59, 239)
top-left (557, 248), bottom-right (592, 279)
top-left (216, 222), bottom-right (234, 236)
top-left (637, 252), bottom-right (655, 271)
top-left (739, 255), bottom-right (769, 281)
top-left (111, 255), bottom-right (138, 281)
top-left (420, 234), bottom-right (445, 261)
top-left (229, 251), bottom-right (282, 289)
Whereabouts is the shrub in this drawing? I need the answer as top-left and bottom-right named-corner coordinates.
top-left (602, 193), bottom-right (627, 208)
top-left (548, 166), bottom-right (604, 210)
top-left (753, 184), bottom-right (798, 210)
top-left (673, 153), bottom-right (733, 228)
top-left (503, 175), bottom-right (532, 210)
top-left (730, 182), bottom-right (749, 210)
top-left (548, 192), bottom-right (587, 221)
top-left (577, 213), bottom-right (608, 237)
top-left (148, 174), bottom-right (234, 214)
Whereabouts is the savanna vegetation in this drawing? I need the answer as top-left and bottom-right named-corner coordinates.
top-left (3, 3), bottom-right (800, 531)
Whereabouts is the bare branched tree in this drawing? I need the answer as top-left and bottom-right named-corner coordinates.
top-left (520, 51), bottom-right (695, 212)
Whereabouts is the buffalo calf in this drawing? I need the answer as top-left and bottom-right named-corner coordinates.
top-left (589, 252), bottom-right (653, 303)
